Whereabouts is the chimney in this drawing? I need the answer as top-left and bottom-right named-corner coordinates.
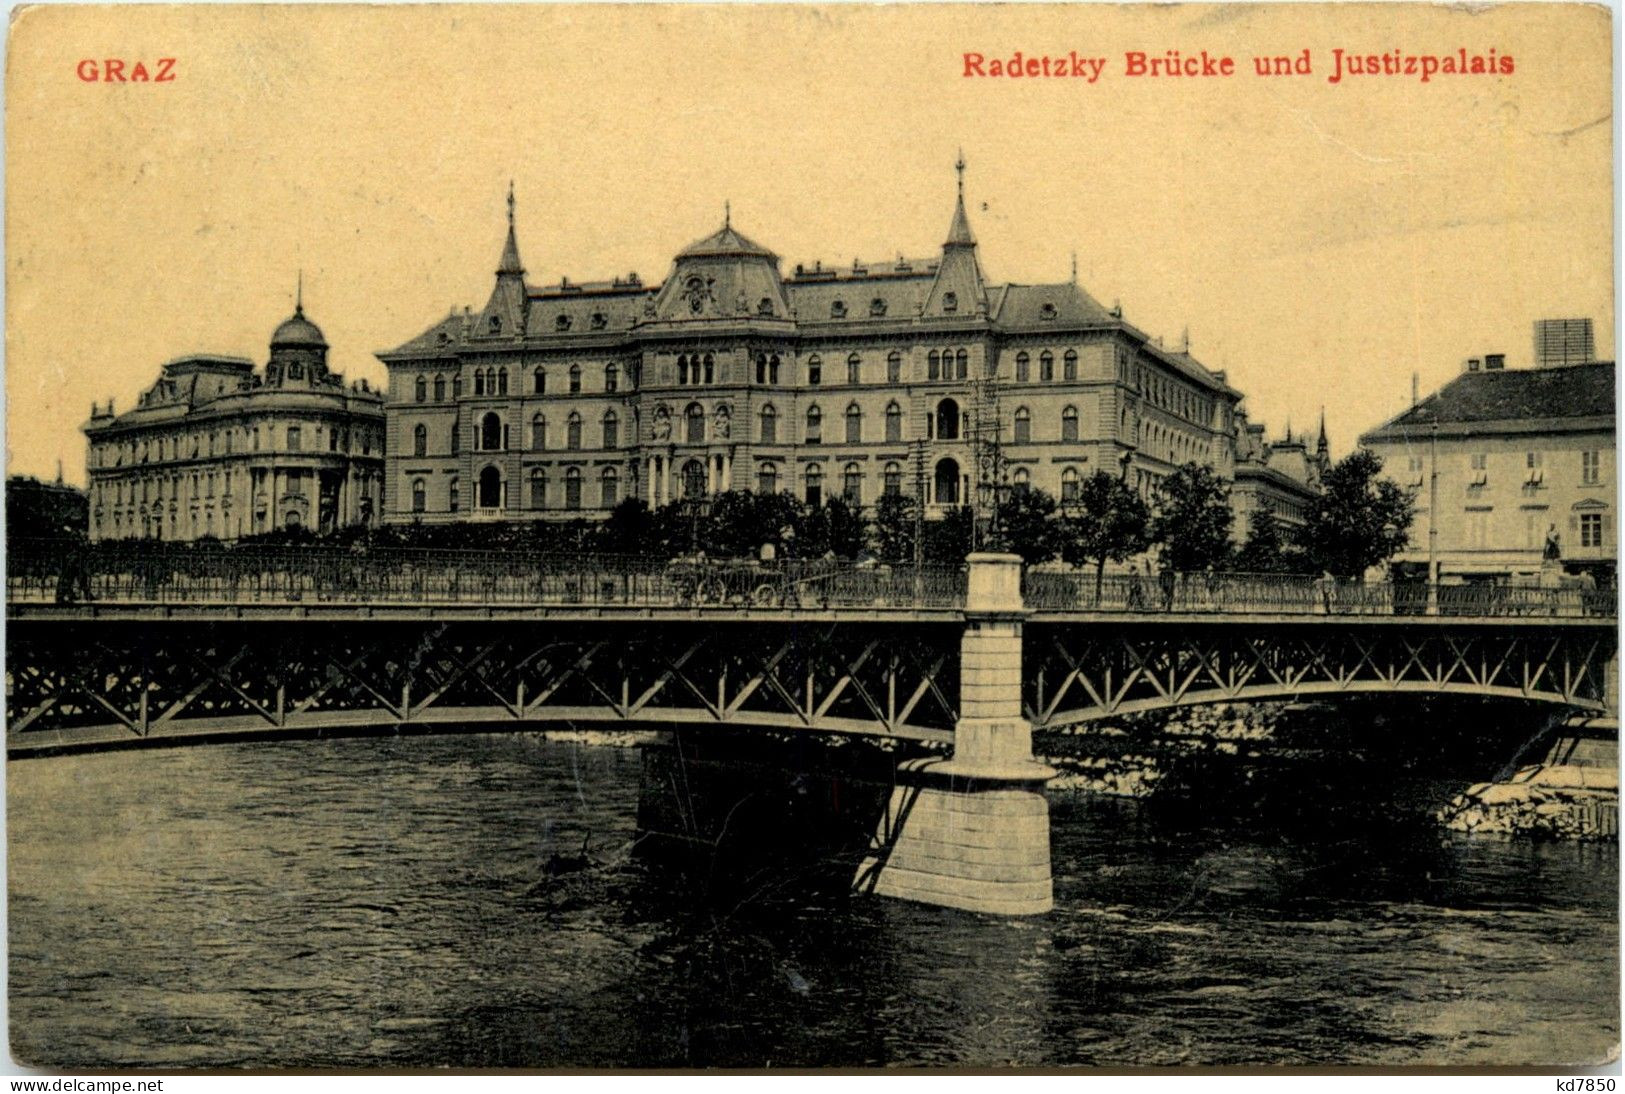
top-left (1465, 358), bottom-right (1481, 372)
top-left (1533, 318), bottom-right (1595, 368)
top-left (1484, 353), bottom-right (1506, 371)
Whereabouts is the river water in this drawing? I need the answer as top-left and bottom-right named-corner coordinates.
top-left (9, 731), bottom-right (1618, 1069)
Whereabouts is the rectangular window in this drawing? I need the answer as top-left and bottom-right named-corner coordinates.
top-left (1581, 512), bottom-right (1604, 548)
top-left (806, 478), bottom-right (822, 508)
top-left (1408, 456), bottom-right (1423, 472)
top-left (1526, 451), bottom-right (1543, 469)
top-left (1464, 507), bottom-right (1492, 549)
top-left (1523, 508), bottom-right (1548, 549)
top-left (1470, 453), bottom-right (1487, 470)
top-left (1582, 450), bottom-right (1600, 484)
top-left (287, 427), bottom-right (301, 452)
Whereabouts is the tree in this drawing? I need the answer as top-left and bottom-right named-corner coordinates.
top-left (798, 496), bottom-right (866, 559)
top-left (1234, 507), bottom-right (1284, 573)
top-left (701, 490), bottom-right (763, 558)
top-left (993, 487), bottom-right (1060, 564)
top-left (598, 498), bottom-right (657, 555)
top-left (870, 493), bottom-right (918, 564)
top-left (921, 506), bottom-right (974, 564)
top-left (1056, 470), bottom-right (1152, 600)
top-left (1299, 448), bottom-right (1415, 579)
top-left (1151, 462), bottom-right (1233, 572)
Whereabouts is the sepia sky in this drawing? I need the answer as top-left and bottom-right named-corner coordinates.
top-left (6, 2), bottom-right (1613, 485)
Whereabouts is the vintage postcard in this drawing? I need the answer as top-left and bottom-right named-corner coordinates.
top-left (4, 1), bottom-right (1617, 1074)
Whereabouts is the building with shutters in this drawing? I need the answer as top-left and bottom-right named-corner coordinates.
top-left (378, 165), bottom-right (1246, 525)
top-left (83, 299), bottom-right (386, 541)
top-left (1359, 325), bottom-right (1615, 584)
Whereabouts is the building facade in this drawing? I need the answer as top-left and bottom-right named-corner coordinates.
top-left (83, 303), bottom-right (386, 541)
top-left (379, 170), bottom-right (1245, 525)
top-left (1230, 410), bottom-right (1329, 542)
top-left (1359, 331), bottom-right (1614, 583)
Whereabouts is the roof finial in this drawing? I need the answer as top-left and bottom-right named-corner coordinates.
top-left (1181, 325), bottom-right (1190, 353)
top-left (1071, 252), bottom-right (1078, 284)
top-left (955, 149), bottom-right (966, 198)
top-left (507, 179), bottom-right (515, 228)
top-left (296, 269), bottom-right (303, 316)
top-left (724, 199), bottom-right (731, 230)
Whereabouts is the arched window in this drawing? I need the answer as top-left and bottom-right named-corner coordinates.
top-left (887, 351), bottom-right (902, 383)
top-left (531, 414), bottom-right (546, 451)
top-left (1013, 467), bottom-right (1032, 494)
top-left (685, 403), bottom-right (705, 444)
top-left (533, 368), bottom-right (545, 395)
top-left (845, 403), bottom-right (862, 443)
top-left (480, 412), bottom-right (502, 451)
top-left (1015, 352), bottom-right (1030, 382)
top-left (605, 364), bottom-right (619, 393)
top-left (448, 478), bottom-right (460, 513)
top-left (807, 355), bottom-right (822, 386)
top-left (1013, 407), bottom-right (1032, 444)
top-left (769, 354), bottom-right (780, 384)
top-left (847, 354), bottom-right (861, 385)
top-left (942, 291), bottom-right (958, 314)
top-left (1064, 349), bottom-right (1078, 381)
top-left (883, 462), bottom-right (902, 496)
top-left (805, 464), bottom-right (823, 507)
top-left (1061, 466), bottom-right (1080, 504)
top-left (885, 401), bottom-right (903, 443)
top-left (453, 374), bottom-right (463, 399)
top-left (759, 405), bottom-right (778, 444)
top-left (415, 376), bottom-right (427, 402)
top-left (681, 459), bottom-right (706, 499)
top-left (530, 468), bottom-right (548, 509)
top-left (757, 462), bottom-right (778, 496)
top-left (569, 365), bottom-right (582, 394)
top-left (928, 351), bottom-right (940, 381)
top-left (1062, 406), bottom-right (1080, 443)
top-left (703, 354), bottom-right (715, 385)
top-left (678, 355), bottom-right (690, 386)
top-left (602, 411), bottom-right (619, 449)
top-left (565, 467), bottom-right (582, 510)
top-left (433, 375), bottom-right (446, 401)
top-left (934, 458), bottom-right (961, 505)
top-left (843, 463), bottom-right (863, 505)
top-left (489, 315), bottom-right (502, 335)
top-left (805, 405), bottom-right (822, 444)
top-left (601, 467), bottom-right (619, 509)
top-left (935, 398), bottom-right (960, 441)
top-left (497, 368), bottom-right (508, 395)
top-left (413, 423), bottom-right (427, 457)
top-left (830, 299), bottom-right (846, 318)
top-left (478, 465), bottom-right (502, 509)
top-left (756, 354), bottom-right (769, 385)
top-left (955, 349), bottom-right (969, 380)
top-left (474, 371), bottom-right (485, 396)
top-left (1041, 351), bottom-right (1055, 382)
top-left (567, 412), bottom-right (583, 451)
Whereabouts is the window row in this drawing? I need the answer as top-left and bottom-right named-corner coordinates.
top-left (408, 465), bottom-right (622, 513)
top-left (411, 363), bottom-right (627, 403)
top-left (95, 424), bottom-right (375, 466)
top-left (1012, 349), bottom-right (1079, 383)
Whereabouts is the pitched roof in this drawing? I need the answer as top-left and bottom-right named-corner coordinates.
top-left (1362, 362), bottom-right (1616, 440)
top-left (677, 224), bottom-right (777, 260)
top-left (993, 282), bottom-right (1116, 329)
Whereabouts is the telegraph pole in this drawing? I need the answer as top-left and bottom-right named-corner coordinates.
top-left (1427, 420), bottom-right (1439, 614)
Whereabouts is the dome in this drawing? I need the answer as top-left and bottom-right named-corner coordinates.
top-left (271, 305), bottom-right (327, 348)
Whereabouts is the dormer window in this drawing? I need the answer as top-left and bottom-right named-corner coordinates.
top-left (870, 298), bottom-right (887, 317)
top-left (1040, 302), bottom-right (1058, 321)
top-left (758, 298), bottom-right (773, 317)
top-left (942, 292), bottom-right (958, 314)
top-left (556, 314), bottom-right (572, 332)
top-left (489, 315), bottom-right (502, 335)
top-left (830, 300), bottom-right (847, 319)
top-left (590, 311), bottom-right (607, 330)
top-left (437, 331), bottom-right (450, 346)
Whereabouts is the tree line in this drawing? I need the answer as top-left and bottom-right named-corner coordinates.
top-left (74, 450), bottom-right (1415, 580)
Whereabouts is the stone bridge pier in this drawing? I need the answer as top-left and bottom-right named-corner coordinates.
top-left (856, 553), bottom-right (1057, 915)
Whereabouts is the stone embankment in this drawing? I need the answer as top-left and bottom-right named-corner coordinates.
top-left (1437, 733), bottom-right (1619, 841)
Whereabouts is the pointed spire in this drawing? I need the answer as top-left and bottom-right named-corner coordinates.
top-left (295, 270), bottom-right (304, 316)
top-left (724, 200), bottom-right (731, 230)
top-left (1317, 407), bottom-right (1329, 452)
top-left (1180, 326), bottom-right (1190, 353)
top-left (944, 151), bottom-right (977, 248)
top-left (498, 180), bottom-right (524, 277)
top-left (1071, 252), bottom-right (1079, 284)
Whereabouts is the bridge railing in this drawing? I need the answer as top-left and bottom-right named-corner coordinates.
top-left (6, 541), bottom-right (968, 612)
top-left (1021, 569), bottom-right (1616, 619)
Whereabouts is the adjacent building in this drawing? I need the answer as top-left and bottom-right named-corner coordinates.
top-left (83, 301), bottom-right (386, 541)
top-left (1230, 410), bottom-right (1329, 542)
top-left (6, 471), bottom-right (88, 543)
top-left (377, 168), bottom-right (1246, 526)
top-left (1359, 320), bottom-right (1615, 584)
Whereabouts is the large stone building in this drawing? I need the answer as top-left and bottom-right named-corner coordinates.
top-left (1230, 410), bottom-right (1329, 542)
top-left (1359, 321), bottom-right (1615, 584)
top-left (83, 300), bottom-right (386, 541)
top-left (378, 168), bottom-right (1245, 525)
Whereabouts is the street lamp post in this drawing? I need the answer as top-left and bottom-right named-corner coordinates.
top-left (1427, 421), bottom-right (1439, 615)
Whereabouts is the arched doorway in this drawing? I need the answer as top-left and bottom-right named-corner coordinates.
top-left (478, 465), bottom-right (502, 509)
top-left (681, 459), bottom-right (707, 499)
top-left (934, 458), bottom-right (961, 505)
top-left (935, 398), bottom-right (961, 441)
